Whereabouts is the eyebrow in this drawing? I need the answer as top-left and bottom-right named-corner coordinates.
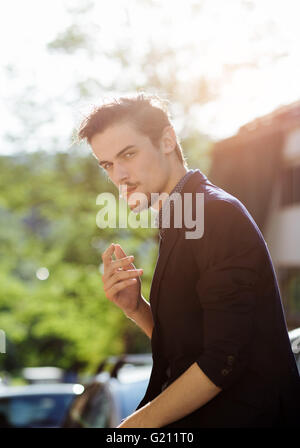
top-left (98, 145), bottom-right (136, 167)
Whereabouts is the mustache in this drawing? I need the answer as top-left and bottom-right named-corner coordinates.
top-left (119, 184), bottom-right (138, 197)
top-left (120, 183), bottom-right (137, 189)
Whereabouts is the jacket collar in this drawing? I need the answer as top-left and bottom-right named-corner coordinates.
top-left (150, 169), bottom-right (209, 321)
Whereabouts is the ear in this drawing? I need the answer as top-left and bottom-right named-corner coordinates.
top-left (160, 125), bottom-right (177, 155)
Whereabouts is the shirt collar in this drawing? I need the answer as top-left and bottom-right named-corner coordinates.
top-left (155, 169), bottom-right (194, 231)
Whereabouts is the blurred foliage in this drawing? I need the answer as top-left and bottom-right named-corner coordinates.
top-left (1, 0), bottom-right (213, 377)
top-left (47, 24), bottom-right (91, 55)
top-left (0, 151), bottom-right (156, 375)
top-left (0, 142), bottom-right (211, 376)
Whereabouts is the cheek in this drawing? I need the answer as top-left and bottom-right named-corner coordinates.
top-left (134, 151), bottom-right (163, 186)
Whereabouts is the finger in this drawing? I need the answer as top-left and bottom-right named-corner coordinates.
top-left (108, 278), bottom-right (137, 297)
top-left (104, 268), bottom-right (142, 291)
top-left (114, 244), bottom-right (127, 260)
top-left (101, 243), bottom-right (115, 270)
top-left (111, 256), bottom-right (135, 272)
top-left (114, 244), bottom-right (135, 271)
top-left (105, 268), bottom-right (143, 291)
top-left (104, 256), bottom-right (135, 280)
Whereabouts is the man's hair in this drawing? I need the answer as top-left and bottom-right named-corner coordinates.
top-left (77, 92), bottom-right (188, 167)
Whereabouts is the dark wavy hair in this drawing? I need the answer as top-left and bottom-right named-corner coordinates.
top-left (77, 92), bottom-right (187, 167)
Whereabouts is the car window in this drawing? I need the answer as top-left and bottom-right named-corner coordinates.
top-left (117, 380), bottom-right (149, 420)
top-left (290, 335), bottom-right (300, 374)
top-left (64, 383), bottom-right (112, 428)
top-left (0, 394), bottom-right (75, 428)
top-left (82, 387), bottom-right (111, 428)
top-left (63, 384), bottom-right (98, 428)
top-left (295, 352), bottom-right (300, 374)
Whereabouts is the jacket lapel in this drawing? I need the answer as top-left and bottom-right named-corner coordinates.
top-left (150, 227), bottom-right (179, 321)
top-left (149, 169), bottom-right (209, 322)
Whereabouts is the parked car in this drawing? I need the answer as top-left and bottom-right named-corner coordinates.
top-left (289, 327), bottom-right (300, 374)
top-left (21, 366), bottom-right (65, 384)
top-left (62, 353), bottom-right (152, 428)
top-left (0, 383), bottom-right (84, 428)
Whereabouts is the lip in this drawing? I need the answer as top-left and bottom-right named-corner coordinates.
top-left (126, 185), bottom-right (137, 194)
top-left (120, 185), bottom-right (138, 200)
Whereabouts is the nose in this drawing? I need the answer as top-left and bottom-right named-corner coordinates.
top-left (113, 162), bottom-right (129, 186)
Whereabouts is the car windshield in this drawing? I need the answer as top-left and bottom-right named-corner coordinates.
top-left (118, 380), bottom-right (149, 420)
top-left (0, 394), bottom-right (75, 428)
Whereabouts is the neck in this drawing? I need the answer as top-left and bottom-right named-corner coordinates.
top-left (152, 163), bottom-right (188, 212)
top-left (165, 164), bottom-right (188, 195)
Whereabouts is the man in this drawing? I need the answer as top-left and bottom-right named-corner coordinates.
top-left (78, 93), bottom-right (300, 427)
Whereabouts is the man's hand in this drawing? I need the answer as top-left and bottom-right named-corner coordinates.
top-left (101, 243), bottom-right (144, 316)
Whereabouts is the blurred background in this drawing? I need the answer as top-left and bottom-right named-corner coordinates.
top-left (1, 0), bottom-right (300, 386)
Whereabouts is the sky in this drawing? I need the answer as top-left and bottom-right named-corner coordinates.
top-left (1, 0), bottom-right (300, 154)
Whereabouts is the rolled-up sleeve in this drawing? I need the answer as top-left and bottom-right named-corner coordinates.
top-left (191, 199), bottom-right (264, 389)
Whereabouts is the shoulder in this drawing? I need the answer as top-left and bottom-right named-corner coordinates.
top-left (184, 173), bottom-right (266, 249)
top-left (187, 187), bottom-right (267, 256)
top-left (193, 180), bottom-right (262, 238)
top-left (188, 195), bottom-right (267, 275)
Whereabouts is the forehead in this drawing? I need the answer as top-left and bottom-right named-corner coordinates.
top-left (90, 121), bottom-right (147, 159)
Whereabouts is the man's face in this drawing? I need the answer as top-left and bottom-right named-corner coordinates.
top-left (90, 121), bottom-right (172, 212)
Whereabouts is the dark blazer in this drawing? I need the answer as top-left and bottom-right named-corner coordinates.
top-left (135, 169), bottom-right (300, 427)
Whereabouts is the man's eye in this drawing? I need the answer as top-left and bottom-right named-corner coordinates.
top-left (124, 152), bottom-right (134, 158)
top-left (103, 163), bottom-right (112, 170)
